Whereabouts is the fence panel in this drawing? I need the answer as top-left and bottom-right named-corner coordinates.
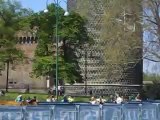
top-left (0, 106), bottom-right (23, 120)
top-left (79, 105), bottom-right (100, 120)
top-left (24, 106), bottom-right (51, 120)
top-left (157, 103), bottom-right (160, 120)
top-left (123, 103), bottom-right (140, 120)
top-left (141, 103), bottom-right (157, 120)
top-left (0, 103), bottom-right (159, 120)
top-left (53, 105), bottom-right (77, 120)
top-left (102, 104), bottom-right (122, 120)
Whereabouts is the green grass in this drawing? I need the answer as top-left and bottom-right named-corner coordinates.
top-left (0, 92), bottom-right (48, 101)
top-left (73, 96), bottom-right (90, 102)
top-left (0, 92), bottom-right (91, 102)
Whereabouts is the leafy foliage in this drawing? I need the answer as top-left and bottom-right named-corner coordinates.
top-left (143, 73), bottom-right (160, 81)
top-left (143, 81), bottom-right (160, 100)
top-left (31, 4), bottom-right (90, 84)
top-left (0, 0), bottom-right (27, 69)
top-left (101, 0), bottom-right (142, 80)
top-left (143, 73), bottom-right (160, 100)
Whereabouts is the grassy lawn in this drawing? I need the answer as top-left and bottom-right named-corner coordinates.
top-left (0, 92), bottom-right (91, 102)
top-left (0, 92), bottom-right (48, 101)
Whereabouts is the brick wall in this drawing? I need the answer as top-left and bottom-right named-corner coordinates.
top-left (0, 37), bottom-right (47, 90)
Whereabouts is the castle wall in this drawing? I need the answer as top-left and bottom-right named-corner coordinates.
top-left (0, 37), bottom-right (47, 90)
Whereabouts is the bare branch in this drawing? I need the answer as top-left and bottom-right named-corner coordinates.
top-left (144, 56), bottom-right (160, 62)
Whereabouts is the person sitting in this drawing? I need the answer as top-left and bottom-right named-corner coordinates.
top-left (0, 90), bottom-right (5, 96)
top-left (51, 95), bottom-right (56, 102)
top-left (61, 95), bottom-right (68, 102)
top-left (68, 96), bottom-right (74, 103)
top-left (15, 95), bottom-right (23, 102)
top-left (129, 94), bottom-right (136, 101)
top-left (15, 95), bottom-right (23, 105)
top-left (46, 95), bottom-right (56, 102)
top-left (30, 96), bottom-right (38, 105)
top-left (115, 94), bottom-right (123, 104)
top-left (26, 97), bottom-right (31, 104)
top-left (90, 96), bottom-right (97, 105)
top-left (96, 96), bottom-right (106, 104)
top-left (107, 95), bottom-right (115, 103)
top-left (123, 96), bottom-right (129, 103)
top-left (46, 95), bottom-right (52, 102)
top-left (135, 93), bottom-right (142, 101)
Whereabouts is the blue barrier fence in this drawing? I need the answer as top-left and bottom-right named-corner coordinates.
top-left (0, 102), bottom-right (160, 120)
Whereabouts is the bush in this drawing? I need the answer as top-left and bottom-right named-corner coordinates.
top-left (143, 80), bottom-right (160, 100)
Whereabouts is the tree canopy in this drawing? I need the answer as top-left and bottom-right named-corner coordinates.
top-left (0, 0), bottom-right (30, 70)
top-left (31, 4), bottom-right (91, 84)
top-left (101, 0), bottom-right (142, 80)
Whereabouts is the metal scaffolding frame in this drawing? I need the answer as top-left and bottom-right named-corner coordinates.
top-left (67, 0), bottom-right (143, 95)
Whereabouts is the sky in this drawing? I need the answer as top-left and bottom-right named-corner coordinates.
top-left (18, 0), bottom-right (66, 12)
top-left (18, 0), bottom-right (160, 74)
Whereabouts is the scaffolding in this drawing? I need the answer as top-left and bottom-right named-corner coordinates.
top-left (67, 0), bottom-right (143, 95)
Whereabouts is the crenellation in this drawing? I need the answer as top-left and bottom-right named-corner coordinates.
top-left (0, 33), bottom-right (48, 90)
top-left (18, 36), bottom-right (38, 44)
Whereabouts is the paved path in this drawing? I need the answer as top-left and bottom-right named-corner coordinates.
top-left (0, 101), bottom-right (19, 106)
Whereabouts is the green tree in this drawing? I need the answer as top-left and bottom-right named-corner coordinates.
top-left (0, 0), bottom-right (28, 91)
top-left (143, 73), bottom-right (160, 81)
top-left (31, 4), bottom-right (90, 84)
top-left (101, 0), bottom-right (142, 80)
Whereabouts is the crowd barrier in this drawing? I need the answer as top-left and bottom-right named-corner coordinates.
top-left (0, 102), bottom-right (160, 120)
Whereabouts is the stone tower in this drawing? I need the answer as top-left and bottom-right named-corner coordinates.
top-left (67, 0), bottom-right (143, 95)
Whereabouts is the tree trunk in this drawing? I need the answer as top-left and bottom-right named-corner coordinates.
top-left (63, 39), bottom-right (67, 60)
top-left (6, 60), bottom-right (9, 92)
